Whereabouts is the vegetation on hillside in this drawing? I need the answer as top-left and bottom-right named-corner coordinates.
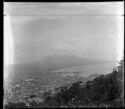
top-left (4, 60), bottom-right (124, 108)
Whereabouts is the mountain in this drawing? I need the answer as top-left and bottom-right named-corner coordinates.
top-left (12, 55), bottom-right (114, 73)
top-left (42, 55), bottom-right (100, 71)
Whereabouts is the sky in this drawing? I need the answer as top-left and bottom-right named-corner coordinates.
top-left (4, 2), bottom-right (124, 65)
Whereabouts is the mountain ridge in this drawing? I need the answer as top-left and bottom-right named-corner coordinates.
top-left (9, 54), bottom-right (117, 73)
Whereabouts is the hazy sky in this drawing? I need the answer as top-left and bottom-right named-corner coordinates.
top-left (4, 2), bottom-right (124, 64)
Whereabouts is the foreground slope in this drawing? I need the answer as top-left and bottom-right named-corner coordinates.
top-left (4, 60), bottom-right (124, 108)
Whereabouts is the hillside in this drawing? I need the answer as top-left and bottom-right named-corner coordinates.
top-left (40, 59), bottom-right (124, 108)
top-left (4, 60), bottom-right (124, 108)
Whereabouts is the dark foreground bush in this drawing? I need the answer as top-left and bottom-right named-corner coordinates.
top-left (41, 60), bottom-right (124, 108)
